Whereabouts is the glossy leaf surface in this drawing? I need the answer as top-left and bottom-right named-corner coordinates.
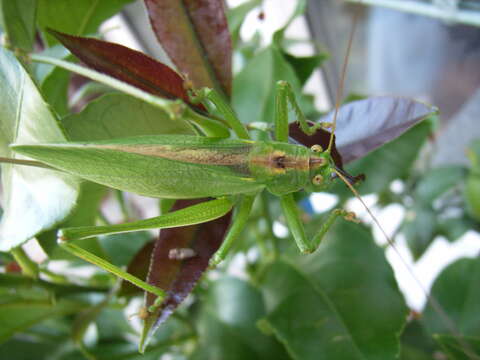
top-left (33, 45), bottom-right (72, 116)
top-left (294, 97), bottom-right (436, 164)
top-left (0, 0), bottom-right (37, 51)
top-left (63, 93), bottom-right (195, 141)
top-left (141, 199), bottom-right (232, 350)
top-left (402, 204), bottom-right (437, 260)
top-left (0, 48), bottom-right (80, 251)
top-left (423, 257), bottom-right (480, 337)
top-left (144, 0), bottom-right (232, 96)
top-left (48, 30), bottom-right (202, 109)
top-left (260, 221), bottom-right (408, 360)
top-left (283, 53), bottom-right (328, 87)
top-left (233, 46), bottom-right (302, 124)
top-left (342, 120), bottom-right (433, 195)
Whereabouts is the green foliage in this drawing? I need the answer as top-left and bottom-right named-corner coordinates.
top-left (37, 0), bottom-right (134, 45)
top-left (63, 93), bottom-right (194, 141)
top-left (0, 1), bottom-right (479, 359)
top-left (192, 277), bottom-right (290, 360)
top-left (260, 221), bottom-right (407, 360)
top-left (0, 0), bottom-right (37, 51)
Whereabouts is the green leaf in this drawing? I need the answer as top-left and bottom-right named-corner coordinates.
top-left (465, 172), bottom-right (480, 222)
top-left (191, 276), bottom-right (290, 360)
top-left (102, 231), bottom-right (151, 267)
top-left (434, 334), bottom-right (480, 360)
top-left (415, 166), bottom-right (466, 204)
top-left (402, 204), bottom-right (437, 260)
top-left (41, 67), bottom-right (71, 116)
top-left (33, 45), bottom-right (73, 117)
top-left (37, 0), bottom-right (134, 45)
top-left (0, 47), bottom-right (80, 251)
top-left (400, 319), bottom-right (437, 360)
top-left (0, 273), bottom-right (108, 298)
top-left (0, 338), bottom-right (64, 360)
top-left (233, 45), bottom-right (302, 124)
top-left (260, 221), bottom-right (408, 360)
top-left (0, 0), bottom-right (37, 51)
top-left (423, 257), bottom-right (480, 338)
top-left (95, 307), bottom-right (136, 340)
top-left (63, 93), bottom-right (195, 141)
top-left (282, 53), bottom-right (328, 87)
top-left (0, 298), bottom-right (86, 343)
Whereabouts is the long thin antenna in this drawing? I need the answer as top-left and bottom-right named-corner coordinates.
top-left (0, 157), bottom-right (54, 169)
top-left (334, 168), bottom-right (478, 359)
top-left (327, 8), bottom-right (359, 153)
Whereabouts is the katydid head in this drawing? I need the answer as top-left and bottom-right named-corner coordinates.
top-left (305, 142), bottom-right (365, 193)
top-left (304, 145), bottom-right (336, 192)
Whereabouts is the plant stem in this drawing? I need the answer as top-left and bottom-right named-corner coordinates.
top-left (39, 268), bottom-right (70, 284)
top-left (0, 156), bottom-right (54, 169)
top-left (11, 246), bottom-right (39, 278)
top-left (115, 190), bottom-right (132, 222)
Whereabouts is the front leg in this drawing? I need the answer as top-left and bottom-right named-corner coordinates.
top-left (274, 81), bottom-right (324, 140)
top-left (280, 194), bottom-right (357, 253)
top-left (193, 87), bottom-right (250, 140)
top-left (58, 198), bottom-right (234, 297)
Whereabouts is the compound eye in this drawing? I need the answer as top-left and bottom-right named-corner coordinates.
top-left (312, 174), bottom-right (323, 185)
top-left (311, 144), bottom-right (323, 153)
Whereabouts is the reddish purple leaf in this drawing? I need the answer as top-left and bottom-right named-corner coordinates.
top-left (144, 0), bottom-right (232, 96)
top-left (142, 199), bottom-right (232, 341)
top-left (48, 29), bottom-right (203, 110)
top-left (322, 97), bottom-right (436, 164)
top-left (291, 97), bottom-right (437, 164)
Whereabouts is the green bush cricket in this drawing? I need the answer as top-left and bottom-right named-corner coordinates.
top-left (10, 80), bottom-right (361, 305)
